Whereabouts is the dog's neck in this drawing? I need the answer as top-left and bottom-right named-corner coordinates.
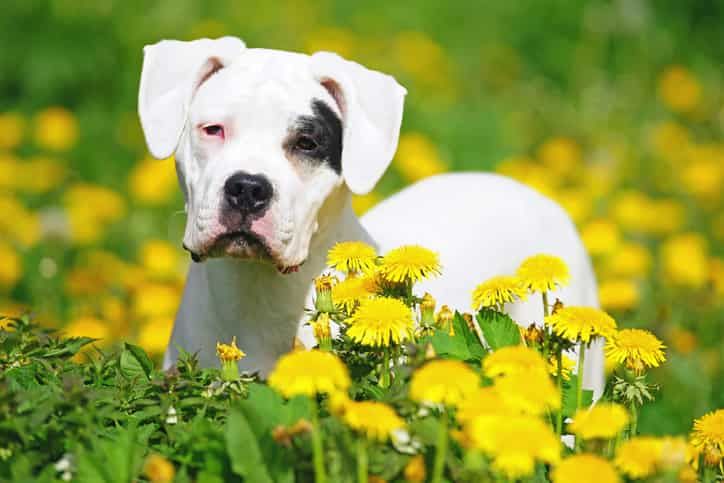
top-left (179, 187), bottom-right (372, 372)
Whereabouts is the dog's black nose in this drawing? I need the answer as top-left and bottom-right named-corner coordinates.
top-left (223, 172), bottom-right (273, 214)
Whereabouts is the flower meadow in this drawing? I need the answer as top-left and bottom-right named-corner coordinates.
top-left (1, 0), bottom-right (723, 481)
top-left (2, 244), bottom-right (722, 482)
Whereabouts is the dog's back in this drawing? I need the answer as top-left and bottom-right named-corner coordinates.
top-left (361, 172), bottom-right (604, 394)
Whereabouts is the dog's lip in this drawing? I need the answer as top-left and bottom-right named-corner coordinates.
top-left (192, 230), bottom-right (303, 274)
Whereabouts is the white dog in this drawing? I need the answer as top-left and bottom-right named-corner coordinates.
top-left (138, 37), bottom-right (603, 395)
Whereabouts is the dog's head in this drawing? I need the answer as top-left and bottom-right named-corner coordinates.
top-left (138, 37), bottom-right (405, 271)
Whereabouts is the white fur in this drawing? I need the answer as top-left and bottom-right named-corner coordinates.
top-left (138, 37), bottom-right (604, 397)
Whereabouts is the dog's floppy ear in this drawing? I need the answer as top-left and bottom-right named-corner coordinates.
top-left (138, 37), bottom-right (246, 159)
top-left (310, 52), bottom-right (407, 194)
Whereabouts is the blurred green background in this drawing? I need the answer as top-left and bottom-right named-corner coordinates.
top-left (0, 0), bottom-right (722, 436)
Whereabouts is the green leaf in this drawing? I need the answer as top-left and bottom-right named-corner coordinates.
top-left (225, 409), bottom-right (274, 483)
top-left (561, 374), bottom-right (594, 419)
top-left (476, 308), bottom-right (521, 350)
top-left (42, 337), bottom-right (96, 357)
top-left (119, 343), bottom-right (153, 380)
top-left (428, 312), bottom-right (485, 361)
top-left (74, 424), bottom-right (149, 483)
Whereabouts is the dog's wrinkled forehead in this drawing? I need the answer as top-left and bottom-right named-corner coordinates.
top-left (191, 50), bottom-right (340, 128)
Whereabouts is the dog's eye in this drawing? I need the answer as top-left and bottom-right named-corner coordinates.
top-left (295, 135), bottom-right (318, 151)
top-left (201, 124), bottom-right (225, 139)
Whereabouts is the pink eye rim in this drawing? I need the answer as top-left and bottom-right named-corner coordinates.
top-left (200, 124), bottom-right (225, 139)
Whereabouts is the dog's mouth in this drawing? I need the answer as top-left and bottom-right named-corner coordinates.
top-left (186, 231), bottom-right (301, 274)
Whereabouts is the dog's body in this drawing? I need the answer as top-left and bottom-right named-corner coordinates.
top-left (139, 37), bottom-right (603, 396)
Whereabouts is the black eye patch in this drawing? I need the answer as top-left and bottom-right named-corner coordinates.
top-left (286, 99), bottom-right (342, 174)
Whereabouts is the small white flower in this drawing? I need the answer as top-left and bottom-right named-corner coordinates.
top-left (54, 453), bottom-right (74, 481)
top-left (165, 405), bottom-right (178, 425)
top-left (391, 428), bottom-right (422, 455)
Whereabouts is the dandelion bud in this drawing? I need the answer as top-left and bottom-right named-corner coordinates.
top-left (462, 313), bottom-right (474, 331)
top-left (272, 426), bottom-right (292, 447)
top-left (420, 292), bottom-right (436, 328)
top-left (424, 342), bottom-right (437, 359)
top-left (216, 336), bottom-right (246, 381)
top-left (310, 313), bottom-right (332, 350)
top-left (404, 455), bottom-right (426, 483)
top-left (289, 419), bottom-right (313, 436)
top-left (143, 454), bottom-right (175, 483)
top-left (314, 274), bottom-right (337, 313)
top-left (436, 304), bottom-right (455, 336)
top-left (523, 324), bottom-right (544, 345)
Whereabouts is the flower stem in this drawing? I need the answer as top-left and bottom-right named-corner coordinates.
top-left (470, 312), bottom-right (487, 349)
top-left (357, 438), bottom-right (368, 483)
top-left (311, 399), bottom-right (326, 483)
top-left (432, 410), bottom-right (449, 483)
top-left (629, 401), bottom-right (638, 437)
top-left (576, 343), bottom-right (586, 411)
top-left (542, 291), bottom-right (550, 317)
top-left (555, 349), bottom-right (564, 435)
top-left (575, 343), bottom-right (587, 451)
top-left (379, 349), bottom-right (391, 388)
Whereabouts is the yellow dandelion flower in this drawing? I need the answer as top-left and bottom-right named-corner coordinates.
top-left (517, 254), bottom-right (570, 294)
top-left (268, 350), bottom-right (350, 398)
top-left (552, 454), bottom-right (620, 483)
top-left (403, 455), bottom-right (426, 483)
top-left (494, 370), bottom-right (561, 415)
top-left (34, 106), bottom-right (79, 151)
top-left (64, 316), bottom-right (110, 343)
top-left (661, 233), bottom-right (709, 289)
top-left (0, 242), bottom-right (22, 289)
top-left (568, 403), bottom-right (629, 440)
top-left (342, 401), bottom-right (405, 441)
top-left (331, 276), bottom-right (376, 313)
top-left (605, 242), bottom-right (652, 279)
top-left (394, 132), bottom-right (447, 183)
top-left (658, 65), bottom-right (701, 113)
top-left (598, 278), bottom-right (640, 311)
top-left (0, 112), bottom-right (24, 150)
top-left (132, 283), bottom-right (181, 319)
top-left (128, 156), bottom-right (178, 205)
top-left (140, 240), bottom-right (182, 280)
top-left (143, 454), bottom-right (175, 483)
top-left (346, 297), bottom-right (414, 347)
top-left (138, 317), bottom-right (174, 355)
top-left (691, 409), bottom-right (724, 462)
top-left (581, 219), bottom-right (621, 256)
top-left (327, 241), bottom-right (377, 274)
top-left (615, 437), bottom-right (662, 479)
top-left (379, 245), bottom-right (441, 284)
top-left (216, 336), bottom-right (246, 362)
top-left (605, 329), bottom-right (666, 373)
top-left (544, 306), bottom-right (617, 343)
top-left (482, 345), bottom-right (548, 379)
top-left (409, 359), bottom-right (479, 407)
top-left (537, 137), bottom-right (581, 177)
top-left (464, 414), bottom-right (560, 479)
top-left (457, 387), bottom-right (511, 423)
top-left (471, 275), bottom-right (527, 310)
